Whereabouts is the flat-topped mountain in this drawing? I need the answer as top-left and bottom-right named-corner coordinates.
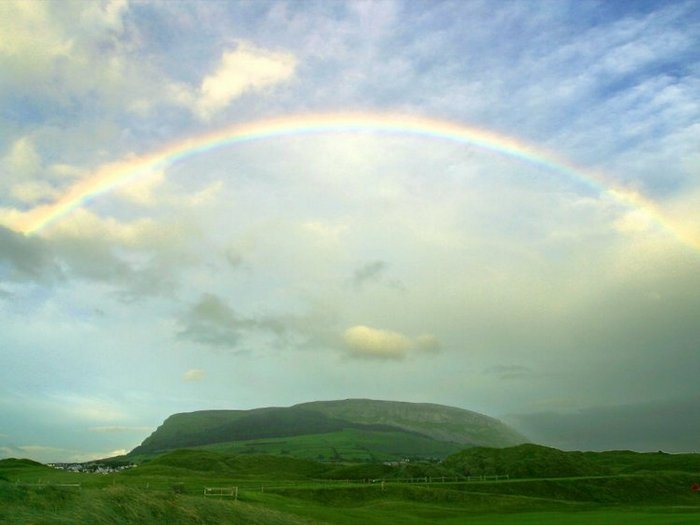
top-left (129, 399), bottom-right (527, 461)
top-left (295, 399), bottom-right (525, 446)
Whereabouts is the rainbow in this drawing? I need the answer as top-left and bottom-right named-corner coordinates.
top-left (12, 111), bottom-right (698, 252)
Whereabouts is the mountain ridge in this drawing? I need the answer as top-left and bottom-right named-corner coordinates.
top-left (129, 399), bottom-right (528, 460)
top-left (294, 398), bottom-right (526, 446)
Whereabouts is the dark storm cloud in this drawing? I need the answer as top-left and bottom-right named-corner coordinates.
top-left (507, 396), bottom-right (700, 452)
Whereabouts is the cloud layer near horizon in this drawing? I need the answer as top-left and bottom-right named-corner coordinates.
top-left (1, 0), bottom-right (699, 462)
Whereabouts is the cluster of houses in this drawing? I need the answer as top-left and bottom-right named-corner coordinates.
top-left (48, 462), bottom-right (136, 474)
top-left (382, 458), bottom-right (412, 467)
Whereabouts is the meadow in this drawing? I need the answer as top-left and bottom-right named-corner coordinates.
top-left (2, 448), bottom-right (700, 524)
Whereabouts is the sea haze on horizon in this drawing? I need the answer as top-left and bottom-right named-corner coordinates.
top-left (1, 0), bottom-right (699, 463)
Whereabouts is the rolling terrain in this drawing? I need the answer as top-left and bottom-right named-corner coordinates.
top-left (3, 445), bottom-right (700, 524)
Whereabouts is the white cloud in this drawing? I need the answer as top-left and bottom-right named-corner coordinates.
top-left (194, 41), bottom-right (297, 120)
top-left (0, 1), bottom-right (72, 71)
top-left (343, 325), bottom-right (411, 359)
top-left (9, 181), bottom-right (59, 205)
top-left (0, 137), bottom-right (61, 205)
top-left (342, 325), bottom-right (440, 360)
top-left (3, 137), bottom-right (41, 177)
top-left (47, 208), bottom-right (191, 253)
top-left (79, 0), bottom-right (128, 37)
top-left (114, 169), bottom-right (167, 205)
top-left (183, 368), bottom-right (205, 382)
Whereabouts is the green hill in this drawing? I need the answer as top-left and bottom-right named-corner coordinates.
top-left (443, 443), bottom-right (700, 478)
top-left (128, 399), bottom-right (528, 461)
top-left (130, 449), bottom-right (328, 479)
top-left (443, 443), bottom-right (607, 478)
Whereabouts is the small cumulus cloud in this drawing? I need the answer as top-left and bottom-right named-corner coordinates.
top-left (183, 368), bottom-right (205, 382)
top-left (342, 325), bottom-right (441, 360)
top-left (194, 41), bottom-right (297, 120)
top-left (343, 325), bottom-right (410, 359)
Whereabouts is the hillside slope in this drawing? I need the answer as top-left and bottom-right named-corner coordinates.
top-left (296, 399), bottom-right (526, 447)
top-left (129, 399), bottom-right (527, 459)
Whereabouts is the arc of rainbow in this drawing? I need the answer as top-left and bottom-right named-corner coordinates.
top-left (12, 111), bottom-right (698, 252)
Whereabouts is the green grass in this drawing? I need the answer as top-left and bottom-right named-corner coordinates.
top-left (0, 481), bottom-right (322, 525)
top-left (441, 509), bottom-right (700, 525)
top-left (3, 447), bottom-right (700, 524)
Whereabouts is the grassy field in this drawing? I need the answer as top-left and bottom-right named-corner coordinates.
top-left (2, 449), bottom-right (700, 524)
top-left (442, 509), bottom-right (700, 525)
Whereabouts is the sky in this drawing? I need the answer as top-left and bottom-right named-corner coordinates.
top-left (1, 0), bottom-right (699, 463)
